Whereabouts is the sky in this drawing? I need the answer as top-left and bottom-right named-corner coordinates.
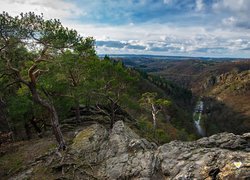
top-left (1, 0), bottom-right (250, 58)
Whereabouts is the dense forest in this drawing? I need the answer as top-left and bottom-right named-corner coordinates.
top-left (0, 12), bottom-right (196, 151)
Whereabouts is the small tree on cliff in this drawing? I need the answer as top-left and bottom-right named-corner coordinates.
top-left (139, 92), bottom-right (171, 136)
top-left (0, 12), bottom-right (94, 150)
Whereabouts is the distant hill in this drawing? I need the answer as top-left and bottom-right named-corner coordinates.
top-left (113, 55), bottom-right (249, 90)
top-left (99, 54), bottom-right (245, 61)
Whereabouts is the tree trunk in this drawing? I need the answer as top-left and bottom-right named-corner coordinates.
top-left (30, 116), bottom-right (42, 138)
top-left (28, 83), bottom-right (66, 150)
top-left (49, 105), bottom-right (66, 150)
top-left (24, 122), bottom-right (31, 140)
top-left (151, 104), bottom-right (157, 137)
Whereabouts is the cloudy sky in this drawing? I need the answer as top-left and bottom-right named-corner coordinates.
top-left (1, 0), bottom-right (250, 58)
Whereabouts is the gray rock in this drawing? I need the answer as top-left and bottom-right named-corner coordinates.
top-left (12, 121), bottom-right (250, 180)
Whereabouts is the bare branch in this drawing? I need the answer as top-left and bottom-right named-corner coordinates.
top-left (28, 64), bottom-right (37, 84)
top-left (68, 69), bottom-right (77, 87)
top-left (0, 32), bottom-right (8, 51)
top-left (33, 69), bottom-right (49, 79)
top-left (5, 57), bottom-right (29, 86)
top-left (35, 59), bottom-right (50, 63)
top-left (0, 72), bottom-right (12, 79)
top-left (4, 81), bottom-right (20, 89)
top-left (0, 45), bottom-right (7, 52)
top-left (7, 60), bottom-right (19, 73)
top-left (95, 104), bottom-right (110, 117)
top-left (34, 45), bottom-right (51, 63)
top-left (30, 32), bottom-right (47, 45)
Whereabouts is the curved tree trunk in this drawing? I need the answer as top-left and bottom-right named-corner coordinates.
top-left (28, 83), bottom-right (66, 150)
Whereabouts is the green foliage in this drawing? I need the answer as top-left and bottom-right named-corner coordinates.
top-left (137, 118), bottom-right (171, 143)
top-left (155, 129), bottom-right (171, 143)
top-left (177, 129), bottom-right (189, 141)
top-left (138, 118), bottom-right (153, 133)
top-left (139, 92), bottom-right (171, 109)
top-left (0, 12), bottom-right (197, 144)
top-left (137, 70), bottom-right (192, 102)
top-left (93, 60), bottom-right (137, 105)
top-left (103, 55), bottom-right (111, 61)
top-left (8, 93), bottom-right (32, 122)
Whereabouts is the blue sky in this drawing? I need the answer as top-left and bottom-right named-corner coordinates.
top-left (1, 0), bottom-right (250, 58)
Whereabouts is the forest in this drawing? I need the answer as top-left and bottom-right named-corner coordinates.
top-left (0, 12), bottom-right (196, 151)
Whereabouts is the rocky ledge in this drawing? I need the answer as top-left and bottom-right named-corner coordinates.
top-left (13, 121), bottom-right (250, 179)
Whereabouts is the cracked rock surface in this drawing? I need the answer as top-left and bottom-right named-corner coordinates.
top-left (12, 121), bottom-right (250, 179)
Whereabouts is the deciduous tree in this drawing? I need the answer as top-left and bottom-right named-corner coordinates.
top-left (139, 92), bottom-right (171, 136)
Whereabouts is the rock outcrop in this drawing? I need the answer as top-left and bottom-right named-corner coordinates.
top-left (203, 70), bottom-right (250, 94)
top-left (12, 121), bottom-right (250, 179)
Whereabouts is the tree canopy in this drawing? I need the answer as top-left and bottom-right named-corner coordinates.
top-left (0, 12), bottom-right (97, 149)
top-left (0, 12), bottom-right (196, 150)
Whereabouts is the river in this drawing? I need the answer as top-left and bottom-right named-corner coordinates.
top-left (193, 100), bottom-right (205, 136)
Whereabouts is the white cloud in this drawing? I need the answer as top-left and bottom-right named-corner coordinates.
top-left (213, 0), bottom-right (250, 12)
top-left (222, 16), bottom-right (236, 26)
top-left (213, 0), bottom-right (250, 30)
top-left (74, 22), bottom-right (250, 56)
top-left (196, 0), bottom-right (204, 11)
top-left (0, 0), bottom-right (85, 20)
top-left (163, 0), bottom-right (172, 5)
top-left (0, 0), bottom-right (249, 57)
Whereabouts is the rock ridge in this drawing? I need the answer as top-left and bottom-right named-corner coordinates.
top-left (12, 121), bottom-right (250, 179)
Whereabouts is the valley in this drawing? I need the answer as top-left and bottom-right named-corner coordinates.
top-left (115, 55), bottom-right (250, 136)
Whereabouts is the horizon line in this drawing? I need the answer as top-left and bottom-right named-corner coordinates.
top-left (98, 53), bottom-right (250, 60)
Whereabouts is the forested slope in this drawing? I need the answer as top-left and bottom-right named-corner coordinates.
top-left (0, 12), bottom-right (196, 151)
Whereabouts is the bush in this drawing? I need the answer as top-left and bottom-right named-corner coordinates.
top-left (155, 129), bottom-right (170, 143)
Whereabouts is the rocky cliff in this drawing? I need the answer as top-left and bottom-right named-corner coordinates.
top-left (201, 70), bottom-right (250, 135)
top-left (12, 121), bottom-right (250, 180)
top-left (203, 70), bottom-right (250, 94)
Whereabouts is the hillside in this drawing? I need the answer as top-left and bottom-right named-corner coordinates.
top-left (119, 57), bottom-right (250, 135)
top-left (119, 57), bottom-right (250, 91)
top-left (202, 70), bottom-right (250, 135)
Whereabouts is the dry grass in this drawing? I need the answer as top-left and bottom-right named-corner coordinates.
top-left (0, 137), bottom-right (56, 179)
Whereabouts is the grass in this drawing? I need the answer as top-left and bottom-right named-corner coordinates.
top-left (0, 151), bottom-right (24, 176)
top-left (0, 138), bottom-right (56, 179)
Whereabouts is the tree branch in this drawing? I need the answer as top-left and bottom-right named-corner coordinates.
top-left (6, 58), bottom-right (29, 86)
top-left (35, 45), bottom-right (49, 62)
top-left (4, 81), bottom-right (20, 89)
top-left (28, 64), bottom-right (37, 84)
top-left (0, 72), bottom-right (12, 79)
top-left (95, 104), bottom-right (110, 117)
